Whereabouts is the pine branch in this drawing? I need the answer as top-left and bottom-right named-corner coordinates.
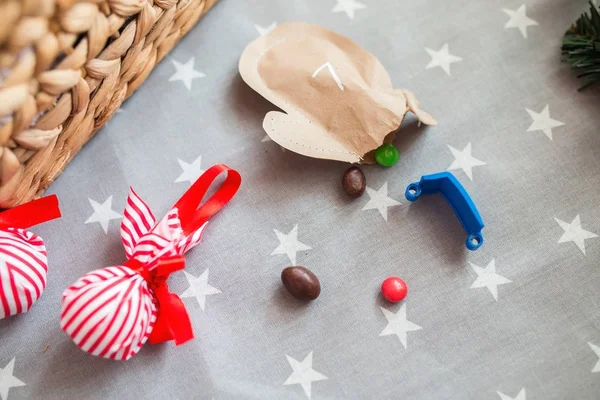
top-left (561, 2), bottom-right (600, 90)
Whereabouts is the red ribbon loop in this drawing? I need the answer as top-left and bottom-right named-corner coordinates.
top-left (174, 164), bottom-right (242, 235)
top-left (0, 195), bottom-right (61, 230)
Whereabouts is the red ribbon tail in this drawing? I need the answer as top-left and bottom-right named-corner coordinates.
top-left (0, 195), bottom-right (61, 230)
top-left (148, 285), bottom-right (194, 346)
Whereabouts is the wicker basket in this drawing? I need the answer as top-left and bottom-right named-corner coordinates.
top-left (0, 0), bottom-right (218, 207)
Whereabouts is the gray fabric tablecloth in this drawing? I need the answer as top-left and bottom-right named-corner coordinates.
top-left (2, 0), bottom-right (600, 399)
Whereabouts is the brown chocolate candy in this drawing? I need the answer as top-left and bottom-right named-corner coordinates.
top-left (342, 166), bottom-right (366, 198)
top-left (281, 266), bottom-right (321, 301)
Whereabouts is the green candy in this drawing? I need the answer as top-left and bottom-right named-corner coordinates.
top-left (374, 143), bottom-right (399, 167)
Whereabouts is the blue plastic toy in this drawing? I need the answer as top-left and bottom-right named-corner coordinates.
top-left (405, 172), bottom-right (484, 250)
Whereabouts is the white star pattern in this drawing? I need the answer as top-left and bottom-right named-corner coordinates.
top-left (362, 182), bottom-right (401, 221)
top-left (283, 351), bottom-right (327, 399)
top-left (379, 304), bottom-right (422, 349)
top-left (175, 156), bottom-right (204, 185)
top-left (0, 358), bottom-right (25, 400)
top-left (497, 388), bottom-right (526, 400)
top-left (271, 224), bottom-right (311, 265)
top-left (555, 215), bottom-right (598, 255)
top-left (469, 259), bottom-right (512, 301)
top-left (255, 22), bottom-right (277, 36)
top-left (332, 0), bottom-right (366, 20)
top-left (5, 0), bottom-right (600, 395)
top-left (425, 44), bottom-right (463, 76)
top-left (502, 5), bottom-right (538, 39)
top-left (84, 196), bottom-right (121, 234)
top-left (446, 143), bottom-right (486, 181)
top-left (180, 269), bottom-right (221, 311)
top-left (526, 105), bottom-right (565, 140)
top-left (169, 58), bottom-right (205, 91)
top-left (589, 342), bottom-right (600, 373)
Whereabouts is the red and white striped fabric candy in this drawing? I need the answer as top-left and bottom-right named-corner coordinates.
top-left (60, 191), bottom-right (202, 360)
top-left (61, 164), bottom-right (241, 360)
top-left (0, 229), bottom-right (49, 319)
top-left (0, 195), bottom-right (61, 320)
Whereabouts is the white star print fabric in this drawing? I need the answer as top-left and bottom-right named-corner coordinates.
top-left (502, 5), bottom-right (538, 38)
top-left (362, 183), bottom-right (401, 221)
top-left (169, 58), bottom-right (206, 91)
top-left (526, 105), bottom-right (565, 140)
top-left (425, 44), bottom-right (463, 76)
top-left (1, 0), bottom-right (600, 399)
top-left (0, 359), bottom-right (25, 400)
top-left (84, 196), bottom-right (121, 233)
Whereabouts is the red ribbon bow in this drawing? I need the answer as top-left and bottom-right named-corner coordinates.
top-left (123, 164), bottom-right (241, 346)
top-left (124, 256), bottom-right (191, 345)
top-left (0, 195), bottom-right (61, 230)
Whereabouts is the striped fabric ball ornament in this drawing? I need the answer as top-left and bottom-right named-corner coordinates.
top-left (60, 265), bottom-right (157, 360)
top-left (60, 188), bottom-right (205, 361)
top-left (0, 228), bottom-right (49, 319)
top-left (60, 165), bottom-right (241, 361)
